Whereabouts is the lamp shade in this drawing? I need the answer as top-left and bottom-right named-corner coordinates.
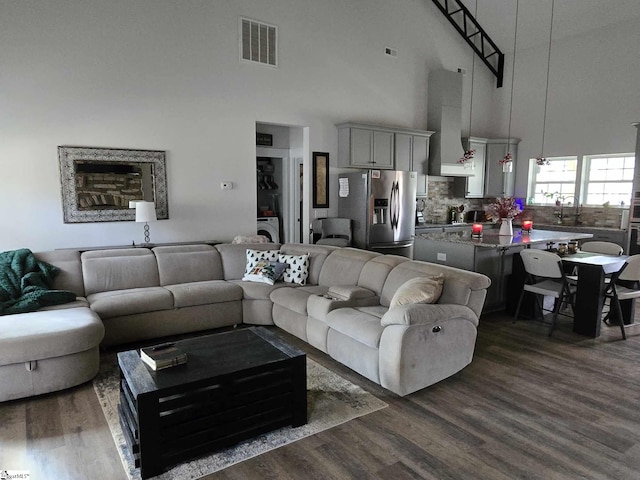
top-left (135, 201), bottom-right (157, 223)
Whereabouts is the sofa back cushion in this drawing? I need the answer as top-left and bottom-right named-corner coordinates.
top-left (215, 243), bottom-right (281, 280)
top-left (81, 248), bottom-right (160, 295)
top-left (281, 243), bottom-right (336, 285)
top-left (153, 245), bottom-right (223, 286)
top-left (34, 249), bottom-right (85, 297)
top-left (380, 260), bottom-right (491, 317)
top-left (357, 255), bottom-right (409, 296)
top-left (318, 248), bottom-right (380, 287)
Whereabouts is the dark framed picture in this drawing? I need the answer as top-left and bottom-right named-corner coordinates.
top-left (312, 152), bottom-right (329, 208)
top-left (256, 132), bottom-right (273, 146)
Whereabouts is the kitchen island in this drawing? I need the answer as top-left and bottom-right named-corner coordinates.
top-left (414, 228), bottom-right (594, 312)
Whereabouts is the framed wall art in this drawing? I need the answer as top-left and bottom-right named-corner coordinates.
top-left (58, 146), bottom-right (168, 223)
top-left (312, 152), bottom-right (329, 208)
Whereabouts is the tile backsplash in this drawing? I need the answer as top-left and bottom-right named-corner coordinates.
top-left (420, 176), bottom-right (629, 229)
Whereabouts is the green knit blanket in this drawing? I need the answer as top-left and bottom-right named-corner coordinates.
top-left (0, 248), bottom-right (76, 316)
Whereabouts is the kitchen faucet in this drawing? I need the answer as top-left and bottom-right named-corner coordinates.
top-left (554, 195), bottom-right (581, 225)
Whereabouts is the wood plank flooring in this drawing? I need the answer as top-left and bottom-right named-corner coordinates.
top-left (1, 311), bottom-right (639, 479)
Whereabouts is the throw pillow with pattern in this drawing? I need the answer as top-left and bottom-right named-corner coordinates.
top-left (244, 249), bottom-right (280, 275)
top-left (242, 260), bottom-right (288, 285)
top-left (278, 253), bottom-right (309, 285)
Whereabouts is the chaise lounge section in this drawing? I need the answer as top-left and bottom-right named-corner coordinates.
top-left (0, 242), bottom-right (490, 401)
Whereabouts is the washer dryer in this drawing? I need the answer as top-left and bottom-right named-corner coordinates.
top-left (257, 217), bottom-right (280, 243)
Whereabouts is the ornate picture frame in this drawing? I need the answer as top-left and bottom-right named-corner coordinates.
top-left (58, 146), bottom-right (168, 223)
top-left (312, 152), bottom-right (330, 209)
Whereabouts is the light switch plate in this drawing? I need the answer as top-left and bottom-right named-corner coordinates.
top-left (437, 253), bottom-right (447, 261)
top-left (221, 181), bottom-right (233, 190)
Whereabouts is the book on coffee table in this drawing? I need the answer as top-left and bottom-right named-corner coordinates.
top-left (140, 343), bottom-right (188, 370)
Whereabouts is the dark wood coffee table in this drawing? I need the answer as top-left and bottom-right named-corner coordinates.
top-left (117, 327), bottom-right (307, 479)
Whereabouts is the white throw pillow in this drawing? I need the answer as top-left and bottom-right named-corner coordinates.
top-left (242, 261), bottom-right (288, 285)
top-left (278, 253), bottom-right (309, 285)
top-left (244, 249), bottom-right (280, 275)
top-left (389, 274), bottom-right (445, 308)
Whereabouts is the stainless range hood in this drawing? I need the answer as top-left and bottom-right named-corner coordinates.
top-left (427, 70), bottom-right (474, 177)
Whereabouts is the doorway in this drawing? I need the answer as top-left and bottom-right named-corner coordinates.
top-left (255, 122), bottom-right (308, 244)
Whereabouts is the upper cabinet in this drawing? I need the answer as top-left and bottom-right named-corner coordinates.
top-left (337, 123), bottom-right (433, 178)
top-left (338, 124), bottom-right (394, 169)
top-left (485, 138), bottom-right (520, 197)
top-left (395, 132), bottom-right (432, 197)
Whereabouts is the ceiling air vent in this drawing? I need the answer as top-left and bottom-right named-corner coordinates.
top-left (240, 17), bottom-right (277, 67)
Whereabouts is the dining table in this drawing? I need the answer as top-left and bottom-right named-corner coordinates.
top-left (560, 252), bottom-right (629, 337)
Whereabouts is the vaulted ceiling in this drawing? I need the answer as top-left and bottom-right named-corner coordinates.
top-left (458, 0), bottom-right (640, 53)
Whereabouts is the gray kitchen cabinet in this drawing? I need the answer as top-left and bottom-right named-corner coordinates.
top-left (485, 138), bottom-right (519, 197)
top-left (395, 132), bottom-right (432, 197)
top-left (337, 123), bottom-right (394, 169)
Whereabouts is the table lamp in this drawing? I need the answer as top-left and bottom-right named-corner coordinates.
top-left (134, 201), bottom-right (157, 244)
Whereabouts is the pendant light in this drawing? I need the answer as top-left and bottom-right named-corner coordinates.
top-left (459, 0), bottom-right (478, 169)
top-left (536, 0), bottom-right (555, 167)
top-left (500, 0), bottom-right (519, 174)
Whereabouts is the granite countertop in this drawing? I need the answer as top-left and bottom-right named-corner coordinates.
top-left (415, 228), bottom-right (594, 249)
top-left (416, 222), bottom-right (624, 232)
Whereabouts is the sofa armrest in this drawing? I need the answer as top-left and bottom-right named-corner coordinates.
top-left (380, 303), bottom-right (478, 328)
top-left (327, 285), bottom-right (375, 300)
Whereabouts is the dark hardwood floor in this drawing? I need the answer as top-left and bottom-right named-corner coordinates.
top-left (2, 310), bottom-right (639, 479)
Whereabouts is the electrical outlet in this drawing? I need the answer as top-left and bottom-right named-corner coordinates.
top-left (221, 181), bottom-right (233, 190)
top-left (437, 253), bottom-right (447, 262)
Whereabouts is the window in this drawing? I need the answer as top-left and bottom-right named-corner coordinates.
top-left (529, 157), bottom-right (577, 204)
top-left (583, 154), bottom-right (634, 207)
top-left (528, 153), bottom-right (634, 206)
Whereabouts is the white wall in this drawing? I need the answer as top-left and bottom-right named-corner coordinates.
top-left (488, 15), bottom-right (640, 198)
top-left (1, 0), bottom-right (636, 252)
top-left (1, 0), bottom-right (486, 251)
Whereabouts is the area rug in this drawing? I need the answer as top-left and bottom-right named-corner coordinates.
top-left (93, 354), bottom-right (387, 480)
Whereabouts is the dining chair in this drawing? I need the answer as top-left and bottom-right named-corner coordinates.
top-left (603, 254), bottom-right (640, 340)
top-left (514, 249), bottom-right (577, 336)
top-left (566, 241), bottom-right (624, 284)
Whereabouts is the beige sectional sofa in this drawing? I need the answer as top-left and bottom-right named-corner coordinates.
top-left (0, 242), bottom-right (490, 401)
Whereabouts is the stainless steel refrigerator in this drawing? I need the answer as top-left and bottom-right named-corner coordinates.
top-left (338, 170), bottom-right (417, 257)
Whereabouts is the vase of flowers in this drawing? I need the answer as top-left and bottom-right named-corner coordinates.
top-left (485, 196), bottom-right (522, 236)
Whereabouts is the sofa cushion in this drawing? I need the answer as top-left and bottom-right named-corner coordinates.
top-left (357, 255), bottom-right (409, 296)
top-left (87, 287), bottom-right (173, 319)
top-left (326, 305), bottom-right (388, 349)
top-left (380, 260), bottom-right (490, 309)
top-left (82, 249), bottom-right (160, 295)
top-left (215, 243), bottom-right (282, 280)
top-left (34, 250), bottom-right (85, 297)
top-left (0, 307), bottom-right (104, 366)
top-left (229, 279), bottom-right (287, 300)
top-left (270, 285), bottom-right (328, 314)
top-left (153, 245), bottom-right (223, 285)
top-left (164, 281), bottom-right (243, 308)
top-left (389, 274), bottom-right (445, 308)
top-left (281, 244), bottom-right (336, 285)
top-left (317, 248), bottom-right (379, 287)
top-left (278, 253), bottom-right (309, 285)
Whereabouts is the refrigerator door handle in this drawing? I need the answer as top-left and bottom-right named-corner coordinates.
top-left (390, 180), bottom-right (400, 230)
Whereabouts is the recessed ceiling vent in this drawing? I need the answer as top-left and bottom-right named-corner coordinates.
top-left (240, 17), bottom-right (277, 67)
